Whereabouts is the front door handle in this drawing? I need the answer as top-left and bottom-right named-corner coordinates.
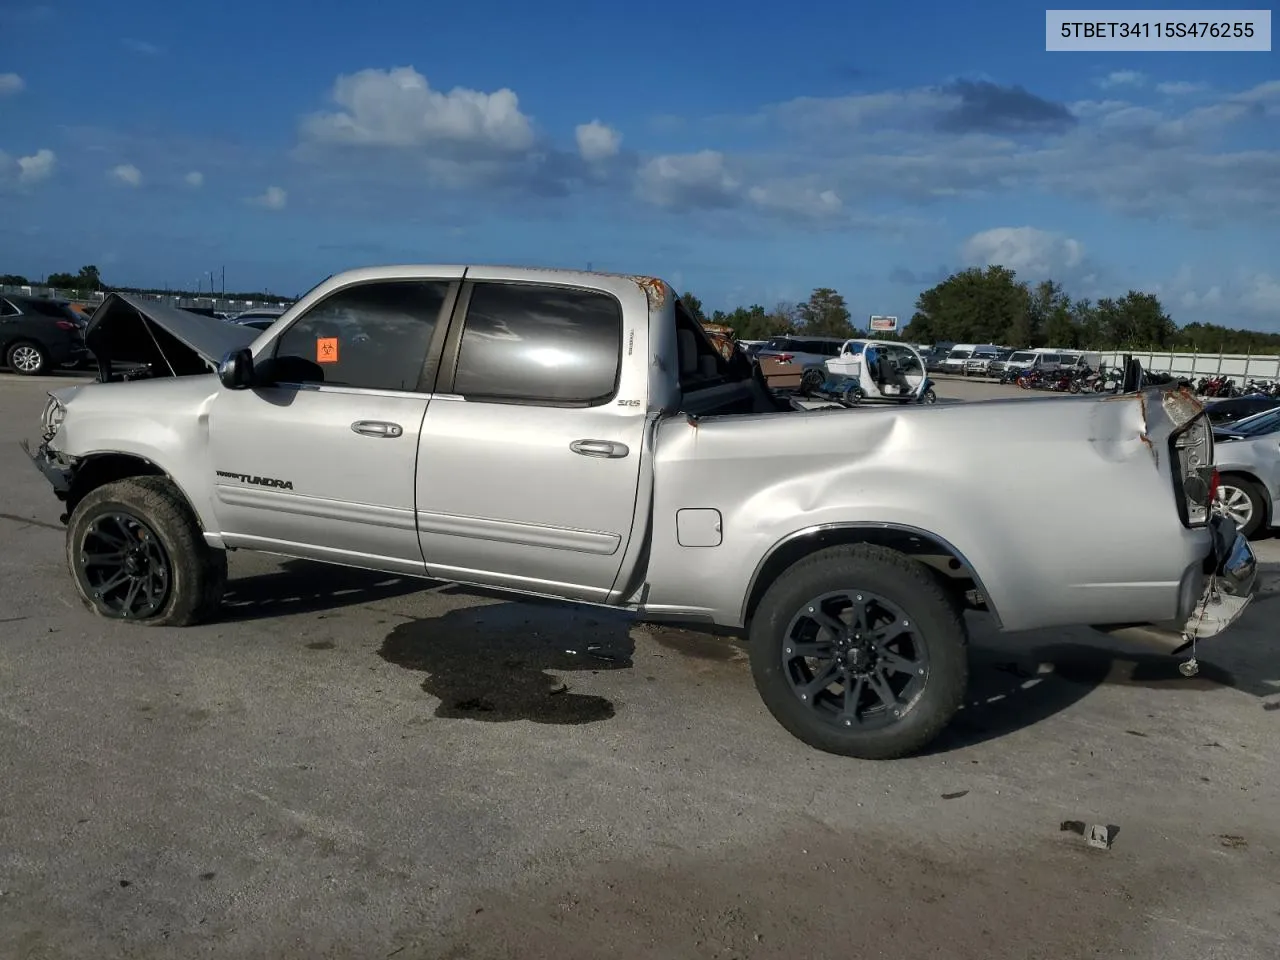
top-left (570, 439), bottom-right (629, 459)
top-left (351, 420), bottom-right (404, 439)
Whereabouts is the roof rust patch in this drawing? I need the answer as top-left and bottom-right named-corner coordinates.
top-left (1161, 383), bottom-right (1204, 428)
top-left (630, 275), bottom-right (668, 309)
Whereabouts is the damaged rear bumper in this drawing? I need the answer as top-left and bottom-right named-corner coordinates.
top-left (1093, 514), bottom-right (1257, 654)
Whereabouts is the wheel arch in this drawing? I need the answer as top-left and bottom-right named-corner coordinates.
top-left (65, 453), bottom-right (205, 531)
top-left (741, 523), bottom-right (1001, 630)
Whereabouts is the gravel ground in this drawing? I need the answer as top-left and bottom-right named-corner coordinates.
top-left (2, 371), bottom-right (1277, 960)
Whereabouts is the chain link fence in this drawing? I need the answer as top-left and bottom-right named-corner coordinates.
top-left (1, 284), bottom-right (292, 315)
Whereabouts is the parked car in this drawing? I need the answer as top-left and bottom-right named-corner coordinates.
top-left (25, 268), bottom-right (1256, 760)
top-left (1, 294), bottom-right (91, 375)
top-left (991, 349), bottom-right (1048, 378)
top-left (228, 307), bottom-right (287, 327)
top-left (1204, 394), bottom-right (1280, 427)
top-left (755, 335), bottom-right (846, 391)
top-left (964, 345), bottom-right (1003, 376)
top-left (1212, 406), bottom-right (1280, 539)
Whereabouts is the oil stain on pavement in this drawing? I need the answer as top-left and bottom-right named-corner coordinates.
top-left (379, 601), bottom-right (634, 725)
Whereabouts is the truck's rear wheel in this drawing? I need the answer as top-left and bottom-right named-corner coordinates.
top-left (748, 544), bottom-right (968, 759)
top-left (66, 476), bottom-right (227, 626)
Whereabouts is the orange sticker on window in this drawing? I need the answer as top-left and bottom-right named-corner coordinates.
top-left (316, 337), bottom-right (339, 363)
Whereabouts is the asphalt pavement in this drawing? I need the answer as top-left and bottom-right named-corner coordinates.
top-left (2, 371), bottom-right (1278, 960)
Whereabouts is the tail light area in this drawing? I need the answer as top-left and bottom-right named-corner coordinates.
top-left (1170, 411), bottom-right (1215, 527)
top-left (55, 320), bottom-right (78, 331)
top-left (775, 353), bottom-right (794, 363)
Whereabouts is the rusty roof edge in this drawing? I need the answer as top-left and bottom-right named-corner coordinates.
top-left (629, 275), bottom-right (669, 309)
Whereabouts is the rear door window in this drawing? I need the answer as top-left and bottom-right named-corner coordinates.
top-left (452, 282), bottom-right (622, 406)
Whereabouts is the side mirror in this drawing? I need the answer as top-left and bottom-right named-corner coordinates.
top-left (218, 347), bottom-right (255, 390)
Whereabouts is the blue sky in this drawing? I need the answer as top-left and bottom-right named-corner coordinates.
top-left (1, 0), bottom-right (1278, 329)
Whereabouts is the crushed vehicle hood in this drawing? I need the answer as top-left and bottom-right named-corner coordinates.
top-left (85, 293), bottom-right (258, 379)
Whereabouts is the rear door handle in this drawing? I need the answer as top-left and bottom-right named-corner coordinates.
top-left (570, 439), bottom-right (629, 459)
top-left (351, 420), bottom-right (404, 439)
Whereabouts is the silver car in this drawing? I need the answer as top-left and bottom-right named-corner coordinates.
top-left (1212, 406), bottom-right (1280, 539)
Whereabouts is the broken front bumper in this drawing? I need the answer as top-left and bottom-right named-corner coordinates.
top-left (20, 438), bottom-right (73, 499)
top-left (1094, 514), bottom-right (1257, 653)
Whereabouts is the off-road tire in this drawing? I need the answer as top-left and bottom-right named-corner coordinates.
top-left (748, 544), bottom-right (969, 760)
top-left (66, 476), bottom-right (228, 626)
top-left (6, 340), bottom-right (48, 376)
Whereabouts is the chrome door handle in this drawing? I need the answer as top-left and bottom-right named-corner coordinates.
top-left (351, 420), bottom-right (404, 438)
top-left (570, 439), bottom-right (629, 459)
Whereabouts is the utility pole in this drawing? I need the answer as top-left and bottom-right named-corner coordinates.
top-left (221, 265), bottom-right (225, 296)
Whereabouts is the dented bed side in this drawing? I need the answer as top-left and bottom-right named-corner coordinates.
top-left (639, 385), bottom-right (1215, 632)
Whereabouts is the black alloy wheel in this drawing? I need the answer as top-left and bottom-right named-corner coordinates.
top-left (74, 512), bottom-right (172, 618)
top-left (780, 590), bottom-right (928, 731)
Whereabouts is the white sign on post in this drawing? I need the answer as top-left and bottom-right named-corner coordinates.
top-left (869, 315), bottom-right (898, 331)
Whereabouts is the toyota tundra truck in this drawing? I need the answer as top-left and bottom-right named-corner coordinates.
top-left (23, 265), bottom-right (1258, 759)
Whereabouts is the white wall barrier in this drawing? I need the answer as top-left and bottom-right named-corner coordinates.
top-left (1098, 351), bottom-right (1280, 382)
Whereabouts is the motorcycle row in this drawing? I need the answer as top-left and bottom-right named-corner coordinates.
top-left (999, 365), bottom-right (1129, 393)
top-left (1192, 375), bottom-right (1280, 398)
top-left (998, 365), bottom-right (1280, 399)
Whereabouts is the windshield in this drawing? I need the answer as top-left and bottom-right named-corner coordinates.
top-left (947, 348), bottom-right (972, 360)
top-left (1225, 408), bottom-right (1280, 437)
top-left (1009, 351), bottom-right (1037, 362)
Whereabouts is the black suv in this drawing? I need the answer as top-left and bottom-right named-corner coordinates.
top-left (0, 295), bottom-right (91, 375)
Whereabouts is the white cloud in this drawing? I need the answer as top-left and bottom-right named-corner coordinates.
top-left (250, 185), bottom-right (287, 210)
top-left (16, 148), bottom-right (55, 183)
top-left (0, 73), bottom-right (24, 95)
top-left (636, 151), bottom-right (740, 208)
top-left (301, 66), bottom-right (535, 155)
top-left (961, 227), bottom-right (1084, 277)
top-left (1155, 81), bottom-right (1208, 95)
top-left (575, 120), bottom-right (620, 162)
top-left (109, 163), bottom-right (142, 186)
top-left (746, 182), bottom-right (843, 219)
top-left (1098, 70), bottom-right (1145, 89)
top-left (184, 170), bottom-right (204, 187)
top-left (1162, 266), bottom-right (1280, 325)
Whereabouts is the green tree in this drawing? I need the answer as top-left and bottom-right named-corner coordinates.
top-left (46, 271), bottom-right (78, 288)
top-left (799, 287), bottom-right (854, 338)
top-left (679, 291), bottom-right (707, 324)
top-left (77, 265), bottom-right (103, 290)
top-left (904, 266), bottom-right (1028, 345)
top-left (0, 274), bottom-right (29, 285)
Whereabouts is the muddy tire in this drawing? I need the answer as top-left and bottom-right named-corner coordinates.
top-left (748, 544), bottom-right (969, 760)
top-left (66, 476), bottom-right (228, 626)
top-left (6, 340), bottom-right (48, 376)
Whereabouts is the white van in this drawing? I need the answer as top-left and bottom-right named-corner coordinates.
top-left (993, 348), bottom-right (1063, 376)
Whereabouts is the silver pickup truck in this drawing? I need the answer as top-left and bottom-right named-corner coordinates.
top-left (25, 265), bottom-right (1257, 759)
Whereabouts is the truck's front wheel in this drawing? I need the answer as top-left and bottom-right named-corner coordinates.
top-left (66, 476), bottom-right (228, 626)
top-left (748, 544), bottom-right (968, 759)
